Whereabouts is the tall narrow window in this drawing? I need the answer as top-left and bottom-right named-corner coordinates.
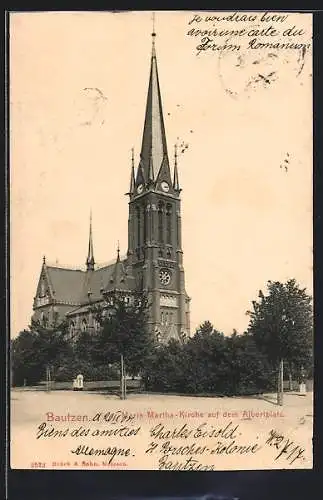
top-left (40, 312), bottom-right (48, 326)
top-left (143, 204), bottom-right (147, 244)
top-left (177, 214), bottom-right (180, 247)
top-left (158, 202), bottom-right (164, 243)
top-left (186, 312), bottom-right (190, 331)
top-left (136, 206), bottom-right (141, 248)
top-left (166, 204), bottom-right (172, 244)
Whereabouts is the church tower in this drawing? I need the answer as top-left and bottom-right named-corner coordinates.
top-left (126, 28), bottom-right (190, 342)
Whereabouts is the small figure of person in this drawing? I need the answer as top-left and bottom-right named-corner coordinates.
top-left (76, 374), bottom-right (84, 391)
top-left (299, 366), bottom-right (306, 394)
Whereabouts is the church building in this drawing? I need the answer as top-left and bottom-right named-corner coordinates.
top-left (32, 29), bottom-right (191, 343)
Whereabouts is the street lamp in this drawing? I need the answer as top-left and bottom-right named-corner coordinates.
top-left (277, 312), bottom-right (287, 406)
top-left (120, 353), bottom-right (126, 400)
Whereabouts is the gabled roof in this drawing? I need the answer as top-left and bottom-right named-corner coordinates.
top-left (35, 251), bottom-right (137, 310)
top-left (46, 266), bottom-right (85, 304)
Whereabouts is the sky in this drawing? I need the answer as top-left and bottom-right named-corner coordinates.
top-left (10, 11), bottom-right (313, 337)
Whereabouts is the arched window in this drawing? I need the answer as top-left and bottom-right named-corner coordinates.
top-left (40, 312), bottom-right (48, 326)
top-left (158, 202), bottom-right (164, 243)
top-left (81, 319), bottom-right (87, 332)
top-left (166, 203), bottom-right (172, 244)
top-left (161, 311), bottom-right (164, 325)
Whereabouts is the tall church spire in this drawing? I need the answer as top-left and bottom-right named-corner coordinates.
top-left (138, 18), bottom-right (170, 183)
top-left (86, 211), bottom-right (95, 271)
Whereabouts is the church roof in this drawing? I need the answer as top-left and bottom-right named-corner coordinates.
top-left (87, 263), bottom-right (115, 298)
top-left (42, 253), bottom-right (135, 306)
top-left (46, 266), bottom-right (85, 304)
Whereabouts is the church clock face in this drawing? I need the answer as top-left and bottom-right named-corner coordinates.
top-left (161, 181), bottom-right (170, 192)
top-left (137, 183), bottom-right (144, 194)
top-left (159, 268), bottom-right (171, 286)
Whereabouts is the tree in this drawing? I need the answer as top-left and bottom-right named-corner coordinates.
top-left (11, 319), bottom-right (72, 385)
top-left (143, 339), bottom-right (188, 392)
top-left (225, 332), bottom-right (276, 395)
top-left (247, 279), bottom-right (313, 380)
top-left (195, 320), bottom-right (214, 335)
top-left (143, 324), bottom-right (274, 396)
top-left (184, 326), bottom-right (229, 393)
top-left (68, 330), bottom-right (120, 382)
top-left (94, 291), bottom-right (154, 377)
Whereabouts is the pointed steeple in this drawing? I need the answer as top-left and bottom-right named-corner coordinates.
top-left (138, 21), bottom-right (170, 184)
top-left (116, 240), bottom-right (120, 263)
top-left (173, 143), bottom-right (180, 192)
top-left (136, 160), bottom-right (146, 187)
top-left (127, 148), bottom-right (135, 196)
top-left (110, 241), bottom-right (126, 290)
top-left (86, 211), bottom-right (95, 271)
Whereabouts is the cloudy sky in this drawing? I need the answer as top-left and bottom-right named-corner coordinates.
top-left (10, 11), bottom-right (312, 336)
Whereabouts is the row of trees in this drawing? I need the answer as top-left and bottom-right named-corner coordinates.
top-left (11, 292), bottom-right (152, 386)
top-left (11, 279), bottom-right (313, 395)
top-left (143, 325), bottom-right (277, 395)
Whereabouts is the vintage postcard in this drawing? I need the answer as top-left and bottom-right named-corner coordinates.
top-left (10, 11), bottom-right (313, 471)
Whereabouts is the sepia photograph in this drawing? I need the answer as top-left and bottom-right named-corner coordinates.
top-left (10, 10), bottom-right (313, 471)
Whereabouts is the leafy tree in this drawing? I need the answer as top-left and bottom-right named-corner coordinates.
top-left (94, 291), bottom-right (154, 377)
top-left (143, 324), bottom-right (274, 396)
top-left (226, 332), bottom-right (276, 394)
top-left (247, 279), bottom-right (313, 380)
top-left (11, 319), bottom-right (72, 385)
top-left (184, 327), bottom-right (229, 393)
top-left (196, 320), bottom-right (214, 335)
top-left (11, 330), bottom-right (40, 386)
top-left (143, 339), bottom-right (188, 392)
